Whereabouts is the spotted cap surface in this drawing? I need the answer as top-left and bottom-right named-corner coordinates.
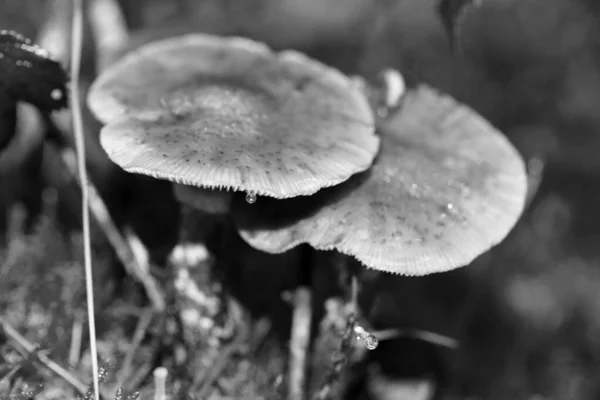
top-left (234, 85), bottom-right (528, 275)
top-left (87, 33), bottom-right (378, 198)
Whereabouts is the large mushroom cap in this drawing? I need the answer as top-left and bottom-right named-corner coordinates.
top-left (234, 85), bottom-right (528, 275)
top-left (87, 33), bottom-right (378, 198)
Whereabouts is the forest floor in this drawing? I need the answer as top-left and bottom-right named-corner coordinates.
top-left (2, 169), bottom-right (600, 400)
top-left (0, 204), bottom-right (291, 400)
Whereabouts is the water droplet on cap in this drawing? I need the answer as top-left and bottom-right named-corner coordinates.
top-left (246, 191), bottom-right (257, 204)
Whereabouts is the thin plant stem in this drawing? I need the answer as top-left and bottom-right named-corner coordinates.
top-left (70, 0), bottom-right (100, 399)
top-left (0, 317), bottom-right (88, 395)
top-left (68, 311), bottom-right (84, 367)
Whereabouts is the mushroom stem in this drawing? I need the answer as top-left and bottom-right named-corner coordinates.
top-left (289, 287), bottom-right (312, 400)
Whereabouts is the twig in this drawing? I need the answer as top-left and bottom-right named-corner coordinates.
top-left (68, 311), bottom-right (85, 367)
top-left (365, 327), bottom-right (458, 349)
top-left (61, 149), bottom-right (166, 312)
top-left (70, 1), bottom-right (99, 399)
top-left (115, 309), bottom-right (155, 390)
top-left (1, 364), bottom-right (23, 383)
top-left (153, 367), bottom-right (168, 400)
top-left (0, 317), bottom-right (88, 395)
top-left (288, 287), bottom-right (312, 400)
top-left (124, 226), bottom-right (150, 274)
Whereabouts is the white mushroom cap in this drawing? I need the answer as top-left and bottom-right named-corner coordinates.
top-left (234, 85), bottom-right (528, 275)
top-left (87, 33), bottom-right (378, 198)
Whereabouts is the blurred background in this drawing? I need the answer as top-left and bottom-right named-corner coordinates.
top-left (2, 0), bottom-right (600, 399)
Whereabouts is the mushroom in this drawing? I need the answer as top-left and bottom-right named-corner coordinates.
top-left (232, 85), bottom-right (528, 275)
top-left (86, 33), bottom-right (379, 203)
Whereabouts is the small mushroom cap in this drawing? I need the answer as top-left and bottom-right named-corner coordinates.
top-left (87, 33), bottom-right (378, 198)
top-left (234, 85), bottom-right (528, 275)
top-left (173, 184), bottom-right (233, 214)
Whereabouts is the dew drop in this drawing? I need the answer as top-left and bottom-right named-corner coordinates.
top-left (246, 191), bottom-right (257, 204)
top-left (366, 334), bottom-right (379, 350)
top-left (354, 324), bottom-right (379, 350)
